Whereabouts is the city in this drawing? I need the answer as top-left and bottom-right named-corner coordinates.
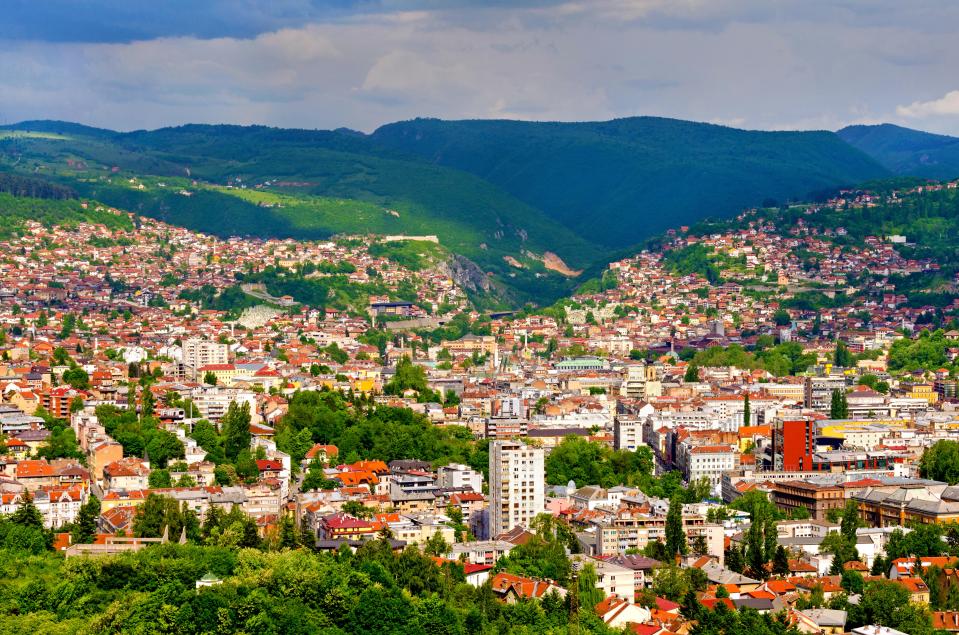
top-left (4, 2), bottom-right (959, 634)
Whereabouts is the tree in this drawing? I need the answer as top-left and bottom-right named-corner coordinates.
top-left (772, 545), bottom-right (790, 576)
top-left (773, 309), bottom-right (791, 327)
top-left (148, 469), bottom-right (172, 489)
top-left (61, 367), bottom-right (90, 390)
top-left (684, 364), bottom-right (700, 383)
top-left (834, 341), bottom-right (854, 367)
top-left (920, 440), bottom-right (959, 484)
top-left (821, 532), bottom-right (859, 575)
top-left (424, 530), bottom-right (450, 557)
top-left (221, 401), bottom-right (252, 462)
top-left (144, 430), bottom-right (183, 469)
top-left (726, 545), bottom-right (745, 573)
top-left (576, 563), bottom-right (605, 610)
top-left (862, 579), bottom-right (936, 635)
top-left (841, 569), bottom-right (864, 595)
top-left (743, 393), bottom-right (751, 427)
top-left (277, 514), bottom-right (300, 549)
top-left (839, 499), bottom-right (861, 543)
top-left (651, 564), bottom-right (691, 602)
top-left (665, 494), bottom-right (687, 557)
top-left (141, 387), bottom-right (155, 418)
top-left (830, 388), bottom-right (848, 419)
top-left (11, 492), bottom-right (45, 531)
top-left (72, 495), bottom-right (100, 544)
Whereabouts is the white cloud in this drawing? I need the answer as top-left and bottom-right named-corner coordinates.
top-left (897, 90), bottom-right (959, 118)
top-left (2, 3), bottom-right (959, 134)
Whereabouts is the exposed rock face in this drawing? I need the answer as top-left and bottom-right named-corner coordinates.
top-left (441, 254), bottom-right (493, 294)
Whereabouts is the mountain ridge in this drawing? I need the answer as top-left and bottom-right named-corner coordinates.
top-left (838, 123), bottom-right (959, 180)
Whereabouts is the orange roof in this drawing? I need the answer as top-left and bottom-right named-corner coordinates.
top-left (16, 459), bottom-right (55, 478)
top-left (738, 425), bottom-right (772, 437)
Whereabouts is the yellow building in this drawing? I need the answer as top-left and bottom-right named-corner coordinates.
top-left (819, 419), bottom-right (909, 449)
top-left (197, 364), bottom-right (240, 386)
top-left (904, 383), bottom-right (938, 405)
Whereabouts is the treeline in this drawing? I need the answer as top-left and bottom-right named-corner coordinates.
top-left (0, 172), bottom-right (76, 199)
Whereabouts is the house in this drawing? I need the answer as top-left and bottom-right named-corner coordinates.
top-left (489, 572), bottom-right (567, 603)
top-left (103, 458), bottom-right (151, 491)
top-left (463, 563), bottom-right (494, 587)
top-left (594, 595), bottom-right (652, 629)
top-left (933, 611), bottom-right (959, 632)
top-left (606, 554), bottom-right (662, 589)
top-left (794, 608), bottom-right (846, 634)
top-left (315, 513), bottom-right (378, 541)
top-left (571, 554), bottom-right (636, 603)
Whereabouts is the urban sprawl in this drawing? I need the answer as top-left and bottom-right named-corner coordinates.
top-left (6, 182), bottom-right (959, 635)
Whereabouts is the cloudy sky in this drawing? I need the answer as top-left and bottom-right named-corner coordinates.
top-left (2, 0), bottom-right (959, 134)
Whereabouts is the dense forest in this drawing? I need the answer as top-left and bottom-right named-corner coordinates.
top-left (0, 171), bottom-right (76, 199)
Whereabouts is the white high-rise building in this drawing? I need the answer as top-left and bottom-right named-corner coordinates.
top-left (182, 338), bottom-right (229, 373)
top-left (489, 440), bottom-right (545, 537)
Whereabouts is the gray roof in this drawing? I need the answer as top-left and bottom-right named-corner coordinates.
top-left (799, 609), bottom-right (847, 627)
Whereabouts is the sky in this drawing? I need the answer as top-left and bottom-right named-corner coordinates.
top-left (2, 0), bottom-right (959, 135)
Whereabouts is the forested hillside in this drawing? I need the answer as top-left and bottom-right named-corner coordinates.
top-left (838, 123), bottom-right (959, 180)
top-left (371, 117), bottom-right (889, 245)
top-left (0, 116), bottom-right (904, 304)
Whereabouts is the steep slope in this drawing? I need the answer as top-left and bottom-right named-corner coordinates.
top-left (370, 117), bottom-right (889, 247)
top-left (837, 123), bottom-right (959, 180)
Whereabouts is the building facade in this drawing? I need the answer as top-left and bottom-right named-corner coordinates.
top-left (489, 440), bottom-right (545, 536)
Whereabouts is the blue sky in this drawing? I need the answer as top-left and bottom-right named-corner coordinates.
top-left (2, 0), bottom-right (959, 134)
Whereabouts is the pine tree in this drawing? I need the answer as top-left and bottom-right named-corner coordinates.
top-left (743, 393), bottom-right (751, 427)
top-left (72, 495), bottom-right (101, 544)
top-left (11, 491), bottom-right (45, 530)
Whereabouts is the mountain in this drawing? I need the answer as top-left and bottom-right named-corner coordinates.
top-left (838, 123), bottom-right (959, 180)
top-left (370, 117), bottom-right (889, 247)
top-left (0, 116), bottom-right (893, 304)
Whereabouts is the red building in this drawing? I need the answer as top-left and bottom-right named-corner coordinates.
top-left (772, 419), bottom-right (815, 471)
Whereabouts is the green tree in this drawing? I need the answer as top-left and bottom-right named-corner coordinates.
top-left (221, 401), bottom-right (252, 462)
top-left (665, 494), bottom-right (688, 557)
top-left (684, 364), bottom-right (700, 383)
top-left (62, 367), bottom-right (90, 390)
top-left (743, 393), bottom-right (751, 427)
top-left (576, 563), bottom-right (605, 610)
top-left (834, 341), bottom-right (854, 367)
top-left (830, 388), bottom-right (848, 419)
top-left (920, 440), bottom-right (959, 484)
top-left (424, 530), bottom-right (450, 557)
top-left (11, 492), bottom-right (45, 531)
top-left (203, 371), bottom-right (218, 386)
top-left (148, 469), bottom-right (172, 489)
top-left (72, 495), bottom-right (100, 544)
top-left (772, 545), bottom-right (790, 576)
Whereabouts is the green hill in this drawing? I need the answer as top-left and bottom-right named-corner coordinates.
top-left (0, 123), bottom-right (599, 305)
top-left (0, 116), bottom-right (899, 305)
top-left (838, 123), bottom-right (959, 180)
top-left (370, 117), bottom-right (889, 246)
